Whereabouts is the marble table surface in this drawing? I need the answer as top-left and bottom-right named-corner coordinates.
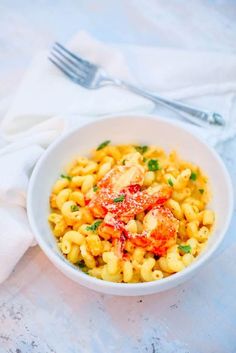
top-left (0, 1), bottom-right (236, 352)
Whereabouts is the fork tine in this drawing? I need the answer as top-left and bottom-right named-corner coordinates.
top-left (48, 57), bottom-right (84, 85)
top-left (48, 56), bottom-right (83, 83)
top-left (52, 44), bottom-right (90, 73)
top-left (50, 51), bottom-right (86, 80)
top-left (54, 42), bottom-right (93, 69)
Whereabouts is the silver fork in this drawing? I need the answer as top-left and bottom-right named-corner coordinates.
top-left (49, 42), bottom-right (225, 126)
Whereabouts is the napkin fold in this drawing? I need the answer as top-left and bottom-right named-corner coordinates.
top-left (0, 31), bottom-right (236, 283)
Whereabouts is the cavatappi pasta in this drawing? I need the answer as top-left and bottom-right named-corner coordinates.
top-left (48, 142), bottom-right (215, 283)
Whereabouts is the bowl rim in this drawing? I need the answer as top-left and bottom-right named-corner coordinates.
top-left (27, 113), bottom-right (234, 291)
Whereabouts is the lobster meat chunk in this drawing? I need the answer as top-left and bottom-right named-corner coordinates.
top-left (129, 206), bottom-right (179, 256)
top-left (88, 161), bottom-right (177, 257)
top-left (89, 163), bottom-right (172, 220)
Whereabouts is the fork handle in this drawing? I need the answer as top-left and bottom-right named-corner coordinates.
top-left (113, 80), bottom-right (224, 126)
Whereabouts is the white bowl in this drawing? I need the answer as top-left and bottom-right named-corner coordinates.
top-left (27, 114), bottom-right (233, 296)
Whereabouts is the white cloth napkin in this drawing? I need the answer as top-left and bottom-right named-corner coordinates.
top-left (0, 31), bottom-right (236, 283)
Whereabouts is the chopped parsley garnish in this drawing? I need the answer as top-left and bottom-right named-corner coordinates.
top-left (178, 245), bottom-right (192, 254)
top-left (77, 260), bottom-right (86, 268)
top-left (96, 140), bottom-right (111, 151)
top-left (113, 195), bottom-right (125, 203)
top-left (122, 159), bottom-right (126, 165)
top-left (135, 145), bottom-right (148, 154)
top-left (190, 172), bottom-right (197, 181)
top-left (148, 159), bottom-right (160, 171)
top-left (60, 174), bottom-right (72, 181)
top-left (93, 185), bottom-right (99, 192)
top-left (86, 220), bottom-right (102, 232)
top-left (76, 261), bottom-right (88, 273)
top-left (71, 205), bottom-right (79, 212)
top-left (167, 178), bottom-right (174, 187)
top-left (199, 189), bottom-right (204, 194)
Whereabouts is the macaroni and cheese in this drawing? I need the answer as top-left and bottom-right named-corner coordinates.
top-left (48, 142), bottom-right (215, 283)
